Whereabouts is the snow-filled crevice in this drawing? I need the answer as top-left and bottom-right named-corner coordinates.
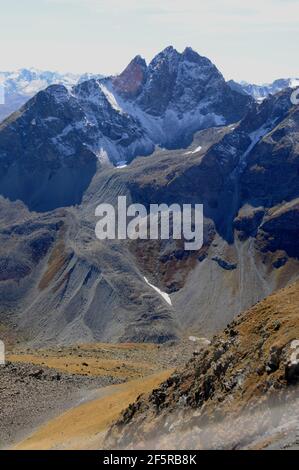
top-left (143, 276), bottom-right (172, 306)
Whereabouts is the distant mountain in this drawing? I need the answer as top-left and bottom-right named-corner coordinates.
top-left (0, 46), bottom-right (251, 211)
top-left (0, 68), bottom-right (102, 122)
top-left (228, 78), bottom-right (299, 102)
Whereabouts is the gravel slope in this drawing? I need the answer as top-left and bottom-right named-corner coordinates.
top-left (0, 361), bottom-right (121, 449)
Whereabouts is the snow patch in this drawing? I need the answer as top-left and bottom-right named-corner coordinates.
top-left (189, 336), bottom-right (211, 346)
top-left (185, 145), bottom-right (202, 155)
top-left (95, 147), bottom-right (110, 164)
top-left (143, 276), bottom-right (172, 306)
top-left (115, 161), bottom-right (128, 169)
top-left (290, 78), bottom-right (299, 88)
top-left (238, 119), bottom-right (279, 172)
top-left (98, 83), bottom-right (123, 113)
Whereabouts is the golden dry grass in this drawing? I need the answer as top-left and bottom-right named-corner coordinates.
top-left (38, 241), bottom-right (68, 290)
top-left (14, 370), bottom-right (173, 450)
top-left (7, 342), bottom-right (161, 380)
top-left (7, 353), bottom-right (156, 379)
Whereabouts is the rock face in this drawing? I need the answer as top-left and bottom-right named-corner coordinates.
top-left (256, 200), bottom-right (299, 259)
top-left (240, 106), bottom-right (299, 207)
top-left (0, 46), bottom-right (251, 211)
top-left (112, 56), bottom-right (147, 99)
top-left (106, 282), bottom-right (299, 450)
top-left (133, 47), bottom-right (249, 122)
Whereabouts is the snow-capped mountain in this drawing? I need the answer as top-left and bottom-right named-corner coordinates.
top-left (0, 68), bottom-right (102, 121)
top-left (228, 78), bottom-right (299, 102)
top-left (110, 47), bottom-right (251, 148)
top-left (0, 46), bottom-right (252, 211)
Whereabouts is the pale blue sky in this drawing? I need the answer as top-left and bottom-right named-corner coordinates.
top-left (0, 0), bottom-right (298, 83)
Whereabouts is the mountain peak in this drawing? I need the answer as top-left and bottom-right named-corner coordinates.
top-left (183, 46), bottom-right (194, 53)
top-left (182, 46), bottom-right (212, 66)
top-left (132, 45), bottom-right (236, 117)
top-left (131, 54), bottom-right (147, 67)
top-left (146, 46), bottom-right (214, 76)
top-left (160, 45), bottom-right (177, 54)
top-left (151, 46), bottom-right (180, 64)
top-left (152, 46), bottom-right (210, 64)
top-left (112, 55), bottom-right (147, 98)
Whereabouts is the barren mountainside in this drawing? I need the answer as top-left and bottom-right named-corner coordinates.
top-left (107, 281), bottom-right (299, 450)
top-left (0, 48), bottom-right (298, 347)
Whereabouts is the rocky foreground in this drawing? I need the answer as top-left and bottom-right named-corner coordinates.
top-left (107, 281), bottom-right (299, 450)
top-left (0, 340), bottom-right (195, 449)
top-left (0, 362), bottom-right (121, 449)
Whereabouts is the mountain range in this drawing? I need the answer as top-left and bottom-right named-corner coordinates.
top-left (0, 46), bottom-right (298, 347)
top-left (0, 68), bottom-right (103, 122)
top-left (1, 65), bottom-right (297, 126)
top-left (228, 78), bottom-right (299, 102)
top-left (0, 47), bottom-right (251, 211)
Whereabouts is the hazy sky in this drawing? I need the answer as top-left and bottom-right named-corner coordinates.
top-left (1, 0), bottom-right (298, 83)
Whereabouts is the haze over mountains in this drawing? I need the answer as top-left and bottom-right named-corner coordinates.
top-left (228, 78), bottom-right (299, 102)
top-left (0, 68), bottom-right (103, 122)
top-left (0, 46), bottom-right (298, 347)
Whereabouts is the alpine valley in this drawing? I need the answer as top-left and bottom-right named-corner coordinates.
top-left (0, 46), bottom-right (298, 451)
